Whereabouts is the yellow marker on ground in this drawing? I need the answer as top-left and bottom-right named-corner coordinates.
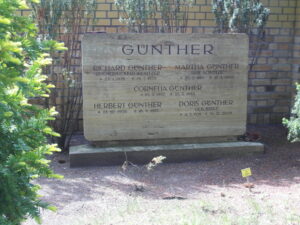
top-left (241, 168), bottom-right (252, 178)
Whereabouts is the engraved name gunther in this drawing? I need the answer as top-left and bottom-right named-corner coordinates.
top-left (122, 44), bottom-right (214, 55)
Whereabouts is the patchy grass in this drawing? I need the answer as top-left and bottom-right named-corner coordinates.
top-left (71, 195), bottom-right (300, 225)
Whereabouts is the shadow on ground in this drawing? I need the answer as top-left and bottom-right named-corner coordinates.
top-left (39, 125), bottom-right (300, 207)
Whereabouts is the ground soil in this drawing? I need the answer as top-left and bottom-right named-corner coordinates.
top-left (23, 125), bottom-right (300, 225)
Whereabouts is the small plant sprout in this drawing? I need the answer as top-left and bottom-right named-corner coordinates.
top-left (120, 153), bottom-right (166, 192)
top-left (146, 155), bottom-right (166, 171)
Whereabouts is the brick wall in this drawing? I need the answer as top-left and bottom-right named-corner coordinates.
top-left (247, 0), bottom-right (296, 124)
top-left (89, 0), bottom-right (299, 126)
top-left (292, 2), bottom-right (300, 83)
top-left (23, 0), bottom-right (300, 129)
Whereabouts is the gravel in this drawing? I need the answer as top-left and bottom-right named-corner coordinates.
top-left (23, 125), bottom-right (300, 225)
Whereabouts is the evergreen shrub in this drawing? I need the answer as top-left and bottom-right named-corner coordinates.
top-left (283, 84), bottom-right (300, 142)
top-left (0, 0), bottom-right (64, 224)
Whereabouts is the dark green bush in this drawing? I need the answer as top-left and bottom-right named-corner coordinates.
top-left (211, 0), bottom-right (270, 33)
top-left (0, 0), bottom-right (64, 224)
top-left (283, 84), bottom-right (300, 142)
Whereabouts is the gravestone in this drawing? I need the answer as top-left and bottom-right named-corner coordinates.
top-left (70, 33), bottom-right (264, 167)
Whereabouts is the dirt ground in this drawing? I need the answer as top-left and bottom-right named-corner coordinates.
top-left (23, 125), bottom-right (300, 225)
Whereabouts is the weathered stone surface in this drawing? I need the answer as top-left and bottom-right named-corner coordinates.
top-left (92, 136), bottom-right (238, 147)
top-left (69, 142), bottom-right (264, 167)
top-left (81, 33), bottom-right (249, 142)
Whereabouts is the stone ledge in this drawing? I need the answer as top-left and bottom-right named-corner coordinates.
top-left (69, 142), bottom-right (264, 167)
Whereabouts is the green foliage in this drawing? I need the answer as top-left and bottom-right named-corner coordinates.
top-left (0, 0), bottom-right (63, 224)
top-left (30, 0), bottom-right (96, 151)
top-left (31, 0), bottom-right (96, 39)
top-left (115, 0), bottom-right (194, 33)
top-left (211, 0), bottom-right (270, 33)
top-left (211, 0), bottom-right (270, 70)
top-left (283, 83), bottom-right (300, 142)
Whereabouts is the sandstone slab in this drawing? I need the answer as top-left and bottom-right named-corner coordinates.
top-left (81, 33), bottom-right (249, 142)
top-left (70, 142), bottom-right (264, 167)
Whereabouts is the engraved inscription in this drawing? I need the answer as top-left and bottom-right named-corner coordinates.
top-left (121, 44), bottom-right (214, 55)
top-left (82, 33), bottom-right (248, 141)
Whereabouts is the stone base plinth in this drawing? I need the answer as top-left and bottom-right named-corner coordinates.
top-left (69, 142), bottom-right (264, 167)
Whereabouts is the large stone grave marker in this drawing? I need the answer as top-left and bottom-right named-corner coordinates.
top-left (70, 33), bottom-right (264, 167)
